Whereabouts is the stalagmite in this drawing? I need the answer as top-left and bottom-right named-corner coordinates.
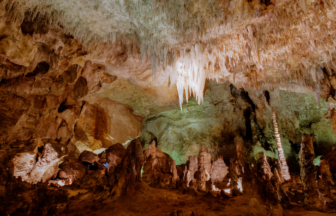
top-left (318, 158), bottom-right (335, 194)
top-left (271, 107), bottom-right (291, 181)
top-left (229, 158), bottom-right (243, 196)
top-left (198, 145), bottom-right (211, 177)
top-left (260, 153), bottom-right (273, 181)
top-left (210, 156), bottom-right (228, 183)
top-left (299, 134), bottom-right (326, 212)
top-left (236, 141), bottom-right (244, 174)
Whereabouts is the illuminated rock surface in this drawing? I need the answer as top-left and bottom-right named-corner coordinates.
top-left (1, 0), bottom-right (336, 215)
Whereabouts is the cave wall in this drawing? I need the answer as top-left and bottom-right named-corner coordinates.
top-left (140, 81), bottom-right (336, 172)
top-left (0, 11), bottom-right (144, 157)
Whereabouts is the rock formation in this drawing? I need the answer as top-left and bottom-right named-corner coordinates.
top-left (318, 158), bottom-right (335, 194)
top-left (299, 134), bottom-right (326, 211)
top-left (229, 158), bottom-right (243, 196)
top-left (13, 142), bottom-right (66, 184)
top-left (79, 150), bottom-right (100, 164)
top-left (57, 159), bottom-right (87, 183)
top-left (272, 107), bottom-right (291, 181)
top-left (236, 141), bottom-right (244, 173)
top-left (105, 143), bottom-right (126, 175)
top-left (260, 153), bottom-right (273, 181)
top-left (210, 156), bottom-right (228, 184)
top-left (142, 140), bottom-right (177, 188)
top-left (185, 155), bottom-right (198, 186)
top-left (110, 139), bottom-right (144, 196)
top-left (2, 1), bottom-right (336, 214)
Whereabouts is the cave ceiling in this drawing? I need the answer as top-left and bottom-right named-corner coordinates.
top-left (2, 0), bottom-right (336, 110)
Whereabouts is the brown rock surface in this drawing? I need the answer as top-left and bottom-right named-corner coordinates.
top-left (13, 142), bottom-right (65, 184)
top-left (142, 140), bottom-right (176, 188)
top-left (110, 139), bottom-right (144, 196)
top-left (58, 159), bottom-right (87, 182)
top-left (210, 156), bottom-right (228, 184)
top-left (299, 134), bottom-right (326, 212)
top-left (260, 153), bottom-right (273, 181)
top-left (78, 150), bottom-right (100, 164)
top-left (105, 143), bottom-right (126, 175)
top-left (318, 159), bottom-right (335, 193)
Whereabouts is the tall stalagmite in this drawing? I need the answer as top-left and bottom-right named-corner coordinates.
top-left (299, 134), bottom-right (326, 211)
top-left (271, 107), bottom-right (291, 181)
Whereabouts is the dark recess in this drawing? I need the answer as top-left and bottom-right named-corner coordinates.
top-left (243, 108), bottom-right (253, 141)
top-left (263, 90), bottom-right (271, 106)
top-left (26, 62), bottom-right (50, 77)
top-left (21, 12), bottom-right (49, 36)
top-left (58, 100), bottom-right (74, 113)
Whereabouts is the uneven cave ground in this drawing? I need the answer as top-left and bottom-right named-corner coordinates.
top-left (1, 0), bottom-right (336, 215)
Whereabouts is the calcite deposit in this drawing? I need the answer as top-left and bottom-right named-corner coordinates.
top-left (1, 0), bottom-right (336, 215)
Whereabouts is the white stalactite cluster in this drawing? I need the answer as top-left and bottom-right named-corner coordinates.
top-left (272, 107), bottom-right (291, 181)
top-left (3, 0), bottom-right (336, 107)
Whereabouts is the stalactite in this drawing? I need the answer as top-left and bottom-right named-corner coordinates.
top-left (271, 107), bottom-right (291, 181)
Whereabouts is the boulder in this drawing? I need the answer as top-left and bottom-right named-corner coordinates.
top-left (14, 143), bottom-right (66, 184)
top-left (58, 159), bottom-right (87, 183)
top-left (105, 143), bottom-right (126, 175)
top-left (79, 150), bottom-right (99, 164)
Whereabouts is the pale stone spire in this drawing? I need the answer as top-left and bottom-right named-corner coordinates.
top-left (272, 107), bottom-right (291, 181)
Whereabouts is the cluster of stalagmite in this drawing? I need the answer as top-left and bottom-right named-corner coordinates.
top-left (11, 133), bottom-right (336, 212)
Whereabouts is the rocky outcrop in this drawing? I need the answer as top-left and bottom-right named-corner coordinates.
top-left (12, 145), bottom-right (39, 182)
top-left (58, 159), bottom-right (87, 183)
top-left (142, 140), bottom-right (177, 188)
top-left (110, 139), bottom-right (144, 196)
top-left (78, 150), bottom-right (99, 164)
top-left (318, 159), bottom-right (335, 194)
top-left (210, 156), bottom-right (228, 184)
top-left (105, 143), bottom-right (126, 175)
top-left (13, 142), bottom-right (65, 184)
top-left (299, 134), bottom-right (326, 212)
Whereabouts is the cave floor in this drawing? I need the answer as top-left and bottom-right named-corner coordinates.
top-left (59, 183), bottom-right (333, 216)
top-left (2, 182), bottom-right (335, 216)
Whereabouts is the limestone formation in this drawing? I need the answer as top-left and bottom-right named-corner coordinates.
top-left (229, 158), bottom-right (243, 196)
top-left (198, 145), bottom-right (211, 177)
top-left (272, 107), bottom-right (291, 181)
top-left (236, 141), bottom-right (244, 173)
top-left (318, 159), bottom-right (335, 193)
top-left (58, 159), bottom-right (87, 183)
top-left (142, 140), bottom-right (177, 188)
top-left (105, 143), bottom-right (126, 175)
top-left (12, 145), bottom-right (38, 182)
top-left (299, 134), bottom-right (326, 211)
top-left (210, 156), bottom-right (228, 184)
top-left (13, 143), bottom-right (65, 184)
top-left (186, 155), bottom-right (198, 183)
top-left (78, 150), bottom-right (100, 164)
top-left (2, 1), bottom-right (336, 215)
top-left (171, 161), bottom-right (179, 184)
top-left (110, 139), bottom-right (144, 196)
top-left (260, 153), bottom-right (273, 181)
